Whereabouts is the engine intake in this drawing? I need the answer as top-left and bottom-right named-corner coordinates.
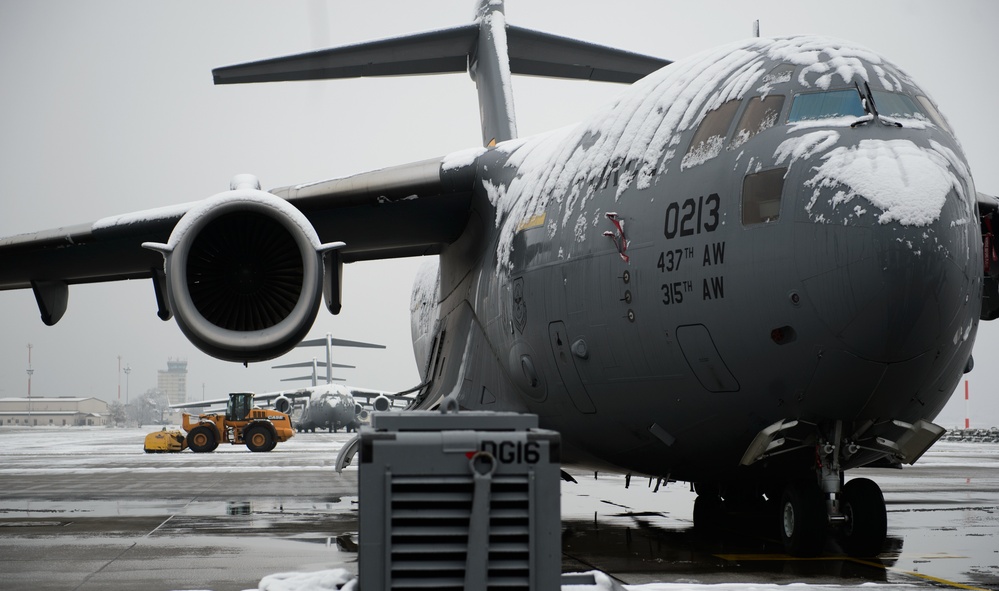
top-left (273, 395), bottom-right (293, 414)
top-left (144, 177), bottom-right (343, 363)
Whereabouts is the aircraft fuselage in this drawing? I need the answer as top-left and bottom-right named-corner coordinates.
top-left (417, 36), bottom-right (980, 484)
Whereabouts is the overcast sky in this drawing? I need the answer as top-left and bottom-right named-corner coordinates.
top-left (1, 1), bottom-right (997, 427)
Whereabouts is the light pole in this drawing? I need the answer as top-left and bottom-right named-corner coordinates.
top-left (124, 365), bottom-right (131, 406)
top-left (26, 344), bottom-right (33, 427)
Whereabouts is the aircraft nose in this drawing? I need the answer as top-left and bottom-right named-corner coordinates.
top-left (790, 145), bottom-right (978, 362)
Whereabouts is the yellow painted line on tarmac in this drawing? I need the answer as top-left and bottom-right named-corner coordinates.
top-left (849, 557), bottom-right (993, 591)
top-left (713, 553), bottom-right (992, 591)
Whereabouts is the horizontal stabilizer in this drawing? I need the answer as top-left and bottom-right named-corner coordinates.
top-left (505, 25), bottom-right (670, 83)
top-left (213, 24), bottom-right (669, 86)
top-left (281, 375), bottom-right (346, 383)
top-left (213, 25), bottom-right (478, 84)
top-left (272, 361), bottom-right (355, 369)
top-left (297, 337), bottom-right (385, 349)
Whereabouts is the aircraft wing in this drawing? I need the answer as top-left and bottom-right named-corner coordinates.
top-left (170, 390), bottom-right (314, 410)
top-left (347, 386), bottom-right (416, 403)
top-left (0, 155), bottom-right (477, 327)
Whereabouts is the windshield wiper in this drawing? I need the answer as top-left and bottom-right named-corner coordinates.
top-left (852, 81), bottom-right (903, 128)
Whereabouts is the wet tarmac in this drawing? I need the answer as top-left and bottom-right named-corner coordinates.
top-left (0, 427), bottom-right (996, 590)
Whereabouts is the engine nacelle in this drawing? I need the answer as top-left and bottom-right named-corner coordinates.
top-left (144, 176), bottom-right (343, 363)
top-left (410, 258), bottom-right (441, 382)
top-left (273, 395), bottom-right (292, 414)
top-left (373, 395), bottom-right (392, 412)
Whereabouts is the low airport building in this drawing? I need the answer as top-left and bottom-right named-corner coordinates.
top-left (0, 396), bottom-right (109, 427)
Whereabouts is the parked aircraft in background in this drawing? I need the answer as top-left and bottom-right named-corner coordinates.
top-left (287, 384), bottom-right (360, 433)
top-left (1, 0), bottom-right (993, 557)
top-left (278, 333), bottom-right (385, 387)
top-left (274, 357), bottom-right (353, 385)
top-left (290, 383), bottom-right (413, 432)
top-left (272, 332), bottom-right (389, 431)
top-left (172, 390), bottom-right (305, 416)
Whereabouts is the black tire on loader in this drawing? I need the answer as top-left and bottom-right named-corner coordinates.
top-left (245, 425), bottom-right (274, 453)
top-left (187, 425), bottom-right (218, 453)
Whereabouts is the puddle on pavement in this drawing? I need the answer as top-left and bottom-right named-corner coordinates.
top-left (0, 496), bottom-right (355, 518)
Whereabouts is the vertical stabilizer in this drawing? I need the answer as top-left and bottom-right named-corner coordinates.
top-left (212, 1), bottom-right (670, 148)
top-left (471, 0), bottom-right (517, 146)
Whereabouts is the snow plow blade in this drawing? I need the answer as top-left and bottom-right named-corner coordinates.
top-left (143, 429), bottom-right (187, 453)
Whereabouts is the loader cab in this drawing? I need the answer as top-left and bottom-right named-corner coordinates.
top-left (226, 392), bottom-right (254, 421)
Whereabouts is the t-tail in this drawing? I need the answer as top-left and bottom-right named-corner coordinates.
top-left (212, 0), bottom-right (670, 147)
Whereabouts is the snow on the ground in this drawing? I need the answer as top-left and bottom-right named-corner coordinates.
top-left (246, 568), bottom-right (929, 591)
top-left (0, 426), bottom-right (352, 475)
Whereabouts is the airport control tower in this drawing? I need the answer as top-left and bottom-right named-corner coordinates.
top-left (157, 358), bottom-right (188, 406)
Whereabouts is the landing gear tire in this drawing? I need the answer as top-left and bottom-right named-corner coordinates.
top-left (244, 426), bottom-right (274, 452)
top-left (187, 425), bottom-right (218, 453)
top-left (840, 477), bottom-right (887, 557)
top-left (693, 494), bottom-right (724, 530)
top-left (780, 480), bottom-right (826, 557)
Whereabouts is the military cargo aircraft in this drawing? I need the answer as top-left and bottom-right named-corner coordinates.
top-left (0, 0), bottom-right (994, 557)
top-left (283, 384), bottom-right (360, 433)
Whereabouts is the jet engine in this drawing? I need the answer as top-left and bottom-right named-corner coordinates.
top-left (373, 395), bottom-right (392, 412)
top-left (410, 258), bottom-right (441, 382)
top-left (273, 394), bottom-right (293, 414)
top-left (144, 175), bottom-right (344, 363)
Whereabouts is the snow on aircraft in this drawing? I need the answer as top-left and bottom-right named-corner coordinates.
top-left (0, 0), bottom-right (993, 557)
top-left (288, 384), bottom-right (412, 433)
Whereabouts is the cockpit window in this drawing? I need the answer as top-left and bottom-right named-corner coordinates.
top-left (682, 99), bottom-right (740, 169)
top-left (788, 89), bottom-right (932, 124)
top-left (731, 95), bottom-right (785, 148)
top-left (916, 96), bottom-right (952, 132)
top-left (742, 168), bottom-right (786, 226)
top-left (870, 91), bottom-right (925, 120)
top-left (788, 89), bottom-right (864, 121)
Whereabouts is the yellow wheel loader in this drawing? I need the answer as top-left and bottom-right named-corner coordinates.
top-left (145, 392), bottom-right (295, 453)
top-left (184, 392), bottom-right (295, 452)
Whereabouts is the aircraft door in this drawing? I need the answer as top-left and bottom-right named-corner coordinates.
top-left (548, 321), bottom-right (596, 413)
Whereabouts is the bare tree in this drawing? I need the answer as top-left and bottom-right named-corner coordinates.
top-left (107, 401), bottom-right (126, 426)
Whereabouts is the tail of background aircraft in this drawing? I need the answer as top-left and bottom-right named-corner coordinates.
top-left (212, 0), bottom-right (670, 147)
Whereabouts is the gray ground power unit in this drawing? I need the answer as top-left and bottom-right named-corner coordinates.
top-left (358, 409), bottom-right (561, 591)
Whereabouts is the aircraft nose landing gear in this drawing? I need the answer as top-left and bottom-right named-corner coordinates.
top-left (777, 421), bottom-right (889, 557)
top-left (740, 418), bottom-right (941, 557)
